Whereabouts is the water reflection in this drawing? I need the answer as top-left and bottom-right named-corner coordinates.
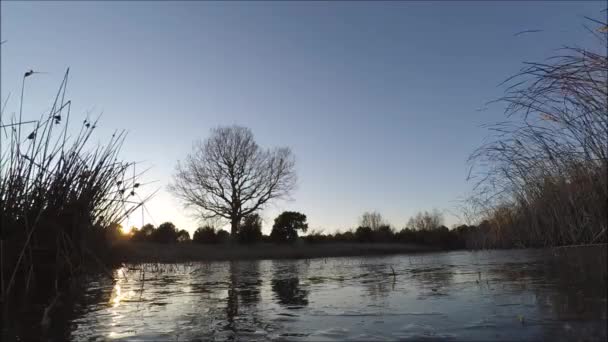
top-left (235, 261), bottom-right (261, 307)
top-left (225, 263), bottom-right (239, 334)
top-left (410, 265), bottom-right (455, 297)
top-left (271, 262), bottom-right (309, 308)
top-left (483, 249), bottom-right (607, 341)
top-left (360, 262), bottom-right (393, 299)
top-left (23, 247), bottom-right (603, 341)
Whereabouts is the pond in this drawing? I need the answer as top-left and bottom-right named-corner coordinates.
top-left (22, 248), bottom-right (608, 341)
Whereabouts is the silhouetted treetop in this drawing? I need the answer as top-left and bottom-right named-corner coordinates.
top-left (193, 225), bottom-right (218, 244)
top-left (271, 211), bottom-right (308, 243)
top-left (359, 211), bottom-right (385, 231)
top-left (407, 209), bottom-right (444, 231)
top-left (152, 221), bottom-right (178, 243)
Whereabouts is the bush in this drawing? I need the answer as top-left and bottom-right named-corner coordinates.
top-left (106, 222), bottom-right (127, 242)
top-left (238, 214), bottom-right (263, 244)
top-left (355, 226), bottom-right (373, 242)
top-left (395, 227), bottom-right (416, 243)
top-left (177, 229), bottom-right (191, 242)
top-left (151, 222), bottom-right (178, 243)
top-left (373, 224), bottom-right (394, 242)
top-left (216, 229), bottom-right (230, 243)
top-left (131, 223), bottom-right (155, 242)
top-left (303, 230), bottom-right (330, 243)
top-left (335, 231), bottom-right (355, 242)
top-left (192, 226), bottom-right (217, 244)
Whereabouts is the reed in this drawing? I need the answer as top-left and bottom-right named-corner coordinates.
top-left (0, 69), bottom-right (152, 302)
top-left (468, 17), bottom-right (607, 248)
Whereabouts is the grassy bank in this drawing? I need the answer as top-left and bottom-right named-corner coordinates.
top-left (111, 241), bottom-right (438, 263)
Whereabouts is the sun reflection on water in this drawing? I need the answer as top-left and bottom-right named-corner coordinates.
top-left (110, 283), bottom-right (122, 308)
top-left (107, 267), bottom-right (133, 340)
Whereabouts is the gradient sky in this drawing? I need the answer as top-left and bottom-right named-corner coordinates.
top-left (1, 1), bottom-right (604, 234)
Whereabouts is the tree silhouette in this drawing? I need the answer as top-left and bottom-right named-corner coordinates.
top-left (106, 222), bottom-right (125, 242)
top-left (170, 125), bottom-right (296, 237)
top-left (152, 222), bottom-right (178, 243)
top-left (407, 209), bottom-right (444, 231)
top-left (176, 229), bottom-right (191, 242)
top-left (131, 223), bottom-right (155, 242)
top-left (374, 224), bottom-right (394, 242)
top-left (271, 263), bottom-right (309, 308)
top-left (192, 226), bottom-right (217, 244)
top-left (355, 226), bottom-right (373, 242)
top-left (270, 211), bottom-right (308, 243)
top-left (216, 229), bottom-right (231, 244)
top-left (360, 211), bottom-right (385, 231)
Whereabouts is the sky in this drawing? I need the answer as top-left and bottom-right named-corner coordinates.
top-left (1, 1), bottom-right (605, 235)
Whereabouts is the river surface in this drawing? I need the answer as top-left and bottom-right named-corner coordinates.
top-left (49, 248), bottom-right (608, 340)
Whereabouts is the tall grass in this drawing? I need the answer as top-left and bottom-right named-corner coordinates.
top-left (0, 69), bottom-right (152, 302)
top-left (468, 19), bottom-right (607, 248)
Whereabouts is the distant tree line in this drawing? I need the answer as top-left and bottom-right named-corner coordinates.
top-left (125, 210), bottom-right (492, 250)
top-left (128, 222), bottom-right (191, 244)
top-left (302, 211), bottom-right (485, 249)
top-left (126, 211), bottom-right (309, 245)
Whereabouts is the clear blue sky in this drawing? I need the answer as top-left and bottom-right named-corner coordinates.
top-left (1, 1), bottom-right (604, 234)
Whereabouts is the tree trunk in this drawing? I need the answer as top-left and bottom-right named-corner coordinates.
top-left (230, 217), bottom-right (239, 237)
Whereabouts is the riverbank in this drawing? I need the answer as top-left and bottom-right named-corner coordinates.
top-left (111, 241), bottom-right (438, 263)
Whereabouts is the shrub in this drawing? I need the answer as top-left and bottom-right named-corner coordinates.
top-left (106, 222), bottom-right (127, 242)
top-left (333, 230), bottom-right (355, 242)
top-left (373, 224), bottom-right (394, 242)
top-left (303, 229), bottom-right (330, 243)
top-left (151, 222), bottom-right (178, 243)
top-left (131, 223), bottom-right (155, 242)
top-left (177, 229), bottom-right (191, 242)
top-left (192, 226), bottom-right (217, 244)
top-left (216, 229), bottom-right (230, 243)
top-left (355, 226), bottom-right (373, 242)
top-left (238, 214), bottom-right (263, 244)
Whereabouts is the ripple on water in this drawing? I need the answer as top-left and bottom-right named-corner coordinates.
top-left (310, 327), bottom-right (350, 340)
top-left (310, 310), bottom-right (447, 317)
top-left (397, 323), bottom-right (457, 341)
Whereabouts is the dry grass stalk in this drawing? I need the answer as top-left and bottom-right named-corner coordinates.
top-left (468, 17), bottom-right (607, 248)
top-left (0, 69), bottom-right (152, 302)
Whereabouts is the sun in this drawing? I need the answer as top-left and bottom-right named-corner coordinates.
top-left (118, 219), bottom-right (133, 235)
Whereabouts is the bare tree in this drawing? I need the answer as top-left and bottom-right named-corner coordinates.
top-left (169, 125), bottom-right (296, 236)
top-left (407, 209), bottom-right (444, 231)
top-left (359, 211), bottom-right (384, 230)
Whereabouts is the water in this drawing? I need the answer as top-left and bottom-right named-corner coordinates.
top-left (30, 248), bottom-right (608, 340)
